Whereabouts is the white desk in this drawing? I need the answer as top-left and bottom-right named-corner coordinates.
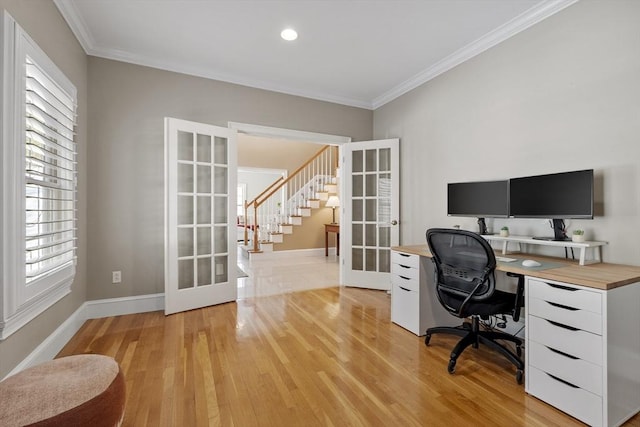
top-left (481, 234), bottom-right (607, 266)
top-left (391, 245), bottom-right (640, 427)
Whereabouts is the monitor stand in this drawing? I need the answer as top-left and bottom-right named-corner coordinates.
top-left (533, 219), bottom-right (569, 241)
top-left (477, 217), bottom-right (488, 235)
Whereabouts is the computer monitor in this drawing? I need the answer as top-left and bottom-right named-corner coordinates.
top-left (447, 180), bottom-right (509, 234)
top-left (509, 169), bottom-right (594, 240)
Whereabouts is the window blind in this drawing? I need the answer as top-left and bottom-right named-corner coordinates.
top-left (24, 55), bottom-right (77, 282)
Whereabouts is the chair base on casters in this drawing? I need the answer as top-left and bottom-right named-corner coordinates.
top-left (425, 316), bottom-right (524, 384)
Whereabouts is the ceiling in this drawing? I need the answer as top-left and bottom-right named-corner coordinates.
top-left (54, 0), bottom-right (576, 110)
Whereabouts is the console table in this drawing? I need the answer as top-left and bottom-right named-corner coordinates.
top-left (391, 244), bottom-right (640, 427)
top-left (481, 234), bottom-right (607, 266)
top-left (324, 224), bottom-right (339, 256)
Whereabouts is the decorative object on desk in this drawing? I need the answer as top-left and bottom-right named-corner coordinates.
top-left (453, 224), bottom-right (460, 229)
top-left (572, 229), bottom-right (585, 243)
top-left (500, 226), bottom-right (509, 237)
top-left (326, 195), bottom-right (340, 224)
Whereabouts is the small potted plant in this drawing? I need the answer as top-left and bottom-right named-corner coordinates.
top-left (500, 226), bottom-right (509, 237)
top-left (572, 229), bottom-right (585, 243)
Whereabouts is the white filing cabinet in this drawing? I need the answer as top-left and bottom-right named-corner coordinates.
top-left (525, 277), bottom-right (640, 427)
top-left (390, 250), bottom-right (451, 336)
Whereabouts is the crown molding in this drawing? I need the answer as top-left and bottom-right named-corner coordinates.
top-left (55, 0), bottom-right (578, 111)
top-left (371, 0), bottom-right (579, 109)
top-left (90, 44), bottom-right (375, 109)
top-left (53, 0), bottom-right (96, 54)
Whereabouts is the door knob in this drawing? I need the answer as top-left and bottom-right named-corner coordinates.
top-left (391, 220), bottom-right (398, 225)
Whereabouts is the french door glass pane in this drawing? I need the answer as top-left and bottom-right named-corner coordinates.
top-left (365, 149), bottom-right (377, 172)
top-left (352, 248), bottom-right (363, 271)
top-left (352, 151), bottom-right (363, 173)
top-left (214, 226), bottom-right (227, 253)
top-left (197, 196), bottom-right (211, 224)
top-left (352, 175), bottom-right (363, 197)
top-left (178, 228), bottom-right (193, 257)
top-left (214, 256), bottom-right (228, 283)
top-left (214, 137), bottom-right (227, 164)
top-left (365, 199), bottom-right (377, 222)
top-left (379, 249), bottom-right (390, 273)
top-left (197, 165), bottom-right (211, 193)
top-left (365, 175), bottom-right (377, 196)
top-left (198, 258), bottom-right (212, 286)
top-left (178, 164), bottom-right (193, 193)
top-left (214, 167), bottom-right (227, 194)
top-left (352, 223), bottom-right (363, 246)
top-left (365, 224), bottom-right (377, 246)
top-left (365, 249), bottom-right (377, 271)
top-left (178, 259), bottom-right (194, 289)
top-left (214, 197), bottom-right (227, 223)
top-left (197, 227), bottom-right (211, 255)
top-left (197, 134), bottom-right (211, 162)
top-left (379, 227), bottom-right (390, 248)
top-left (379, 148), bottom-right (390, 171)
top-left (352, 199), bottom-right (363, 221)
top-left (178, 131), bottom-right (193, 161)
top-left (178, 196), bottom-right (193, 225)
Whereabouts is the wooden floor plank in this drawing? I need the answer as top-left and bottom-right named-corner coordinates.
top-left (57, 286), bottom-right (640, 426)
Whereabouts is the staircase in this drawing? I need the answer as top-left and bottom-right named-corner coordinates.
top-left (241, 145), bottom-right (339, 255)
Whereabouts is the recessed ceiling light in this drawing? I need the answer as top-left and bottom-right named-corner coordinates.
top-left (281, 28), bottom-right (298, 41)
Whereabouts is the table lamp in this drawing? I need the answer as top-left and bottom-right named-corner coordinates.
top-left (326, 195), bottom-right (340, 224)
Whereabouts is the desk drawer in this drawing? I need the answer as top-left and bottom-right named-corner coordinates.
top-left (391, 272), bottom-right (419, 292)
top-left (529, 297), bottom-right (602, 335)
top-left (528, 279), bottom-right (602, 314)
top-left (391, 251), bottom-right (420, 269)
top-left (391, 282), bottom-right (420, 334)
top-left (527, 366), bottom-right (602, 427)
top-left (528, 340), bottom-right (602, 396)
top-left (528, 315), bottom-right (602, 366)
top-left (391, 262), bottom-right (419, 281)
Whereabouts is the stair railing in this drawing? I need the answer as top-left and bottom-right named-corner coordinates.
top-left (242, 145), bottom-right (337, 252)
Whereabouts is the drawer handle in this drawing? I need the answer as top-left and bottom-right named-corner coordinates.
top-left (398, 253), bottom-right (410, 257)
top-left (546, 346), bottom-right (579, 360)
top-left (546, 373), bottom-right (579, 389)
top-left (546, 319), bottom-right (580, 331)
top-left (399, 275), bottom-right (411, 280)
top-left (546, 301), bottom-right (579, 311)
top-left (546, 283), bottom-right (578, 291)
top-left (399, 286), bottom-right (411, 292)
top-left (399, 264), bottom-right (411, 269)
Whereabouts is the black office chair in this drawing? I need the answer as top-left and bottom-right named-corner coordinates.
top-left (424, 228), bottom-right (524, 384)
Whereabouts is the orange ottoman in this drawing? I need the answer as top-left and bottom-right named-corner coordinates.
top-left (0, 354), bottom-right (125, 427)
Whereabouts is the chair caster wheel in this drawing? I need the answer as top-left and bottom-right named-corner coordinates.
top-left (516, 370), bottom-right (523, 384)
top-left (425, 334), bottom-right (431, 346)
top-left (448, 359), bottom-right (456, 374)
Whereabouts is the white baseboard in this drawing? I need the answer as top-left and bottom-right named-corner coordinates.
top-left (85, 293), bottom-right (164, 319)
top-left (6, 303), bottom-right (87, 379)
top-left (6, 293), bottom-right (165, 379)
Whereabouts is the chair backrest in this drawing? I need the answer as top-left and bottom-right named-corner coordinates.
top-left (426, 228), bottom-right (497, 304)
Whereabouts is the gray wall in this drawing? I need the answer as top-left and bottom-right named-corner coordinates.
top-left (86, 57), bottom-right (373, 300)
top-left (0, 0), bottom-right (88, 378)
top-left (374, 0), bottom-right (640, 265)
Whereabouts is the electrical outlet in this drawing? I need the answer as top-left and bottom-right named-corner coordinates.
top-left (112, 271), bottom-right (122, 284)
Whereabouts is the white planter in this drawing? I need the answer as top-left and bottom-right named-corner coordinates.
top-left (572, 234), bottom-right (585, 243)
top-left (500, 230), bottom-right (509, 237)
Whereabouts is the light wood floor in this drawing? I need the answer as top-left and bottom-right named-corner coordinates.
top-left (59, 286), bottom-right (640, 426)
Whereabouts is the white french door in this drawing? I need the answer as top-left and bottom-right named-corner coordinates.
top-left (164, 118), bottom-right (237, 315)
top-left (341, 139), bottom-right (399, 290)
